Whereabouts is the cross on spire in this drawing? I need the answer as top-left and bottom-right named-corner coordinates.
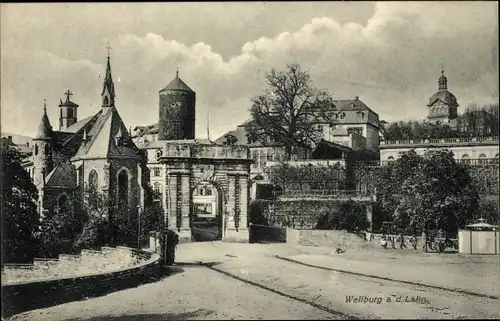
top-left (106, 42), bottom-right (112, 58)
top-left (441, 64), bottom-right (444, 75)
top-left (176, 68), bottom-right (179, 78)
top-left (44, 99), bottom-right (47, 112)
top-left (64, 89), bottom-right (73, 102)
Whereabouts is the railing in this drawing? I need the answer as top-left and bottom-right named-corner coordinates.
top-left (358, 158), bottom-right (499, 167)
top-left (381, 136), bottom-right (499, 146)
top-left (279, 189), bottom-right (373, 198)
top-left (265, 160), bottom-right (346, 168)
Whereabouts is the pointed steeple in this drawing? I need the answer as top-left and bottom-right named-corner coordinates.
top-left (438, 66), bottom-right (447, 90)
top-left (101, 44), bottom-right (115, 108)
top-left (35, 99), bottom-right (53, 140)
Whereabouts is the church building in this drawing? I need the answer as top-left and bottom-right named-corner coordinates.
top-left (23, 54), bottom-right (150, 223)
top-left (426, 68), bottom-right (459, 124)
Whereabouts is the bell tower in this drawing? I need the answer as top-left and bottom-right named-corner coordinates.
top-left (58, 89), bottom-right (79, 130)
top-left (33, 99), bottom-right (54, 188)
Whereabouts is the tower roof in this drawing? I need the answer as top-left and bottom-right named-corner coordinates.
top-left (159, 71), bottom-right (194, 93)
top-left (427, 69), bottom-right (458, 107)
top-left (35, 100), bottom-right (53, 140)
top-left (59, 89), bottom-right (79, 108)
top-left (101, 55), bottom-right (116, 106)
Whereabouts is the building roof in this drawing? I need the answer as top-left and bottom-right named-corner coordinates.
top-left (34, 108), bottom-right (53, 140)
top-left (427, 90), bottom-right (459, 107)
top-left (331, 98), bottom-right (371, 112)
top-left (159, 73), bottom-right (194, 93)
top-left (63, 115), bottom-right (95, 133)
top-left (45, 162), bottom-right (77, 188)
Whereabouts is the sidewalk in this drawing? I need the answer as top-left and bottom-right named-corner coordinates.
top-left (278, 251), bottom-right (500, 299)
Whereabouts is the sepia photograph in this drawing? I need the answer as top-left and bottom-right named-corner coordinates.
top-left (1, 1), bottom-right (499, 320)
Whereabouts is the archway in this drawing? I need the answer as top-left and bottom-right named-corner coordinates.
top-left (190, 181), bottom-right (223, 242)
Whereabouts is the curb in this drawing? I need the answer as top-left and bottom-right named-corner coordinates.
top-left (275, 255), bottom-right (499, 300)
top-left (204, 263), bottom-right (361, 320)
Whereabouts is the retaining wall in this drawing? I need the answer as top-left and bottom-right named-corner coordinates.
top-left (249, 224), bottom-right (287, 243)
top-left (1, 247), bottom-right (160, 318)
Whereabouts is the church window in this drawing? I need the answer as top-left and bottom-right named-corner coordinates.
top-left (89, 170), bottom-right (99, 192)
top-left (117, 169), bottom-right (130, 220)
top-left (34, 144), bottom-right (38, 155)
top-left (104, 96), bottom-right (109, 105)
top-left (68, 108), bottom-right (74, 119)
top-left (60, 109), bottom-right (63, 118)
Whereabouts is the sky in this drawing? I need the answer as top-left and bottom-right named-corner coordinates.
top-left (1, 2), bottom-right (498, 140)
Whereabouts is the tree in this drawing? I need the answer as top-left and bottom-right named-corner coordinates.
top-left (38, 196), bottom-right (82, 257)
top-left (222, 134), bottom-right (238, 146)
top-left (1, 143), bottom-right (40, 263)
top-left (377, 149), bottom-right (479, 238)
top-left (246, 63), bottom-right (334, 160)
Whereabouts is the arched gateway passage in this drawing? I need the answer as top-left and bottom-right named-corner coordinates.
top-left (190, 181), bottom-right (223, 242)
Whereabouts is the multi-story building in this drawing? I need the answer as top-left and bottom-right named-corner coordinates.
top-left (426, 69), bottom-right (459, 125)
top-left (379, 136), bottom-right (499, 164)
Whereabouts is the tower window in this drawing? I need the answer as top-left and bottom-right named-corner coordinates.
top-left (34, 144), bottom-right (38, 155)
top-left (44, 144), bottom-right (50, 155)
top-left (104, 96), bottom-right (109, 105)
top-left (68, 108), bottom-right (74, 119)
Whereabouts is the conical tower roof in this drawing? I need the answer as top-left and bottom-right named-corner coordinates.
top-left (159, 71), bottom-right (194, 93)
top-left (35, 101), bottom-right (53, 140)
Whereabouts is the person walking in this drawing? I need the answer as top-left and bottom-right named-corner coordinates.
top-left (410, 234), bottom-right (418, 249)
top-left (390, 235), bottom-right (396, 249)
top-left (381, 235), bottom-right (388, 249)
top-left (399, 233), bottom-right (407, 249)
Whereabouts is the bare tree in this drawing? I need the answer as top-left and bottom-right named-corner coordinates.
top-left (246, 63), bottom-right (334, 160)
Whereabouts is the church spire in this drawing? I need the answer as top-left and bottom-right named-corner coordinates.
top-left (35, 99), bottom-right (53, 140)
top-left (101, 43), bottom-right (115, 108)
top-left (438, 66), bottom-right (448, 90)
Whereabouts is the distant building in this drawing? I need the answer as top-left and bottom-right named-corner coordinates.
top-left (426, 69), bottom-right (459, 125)
top-left (379, 136), bottom-right (499, 163)
top-left (1, 135), bottom-right (32, 158)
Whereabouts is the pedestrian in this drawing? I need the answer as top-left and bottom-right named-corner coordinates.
top-left (399, 233), bottom-right (407, 249)
top-left (390, 235), bottom-right (396, 249)
top-left (410, 234), bottom-right (418, 250)
top-left (380, 235), bottom-right (388, 249)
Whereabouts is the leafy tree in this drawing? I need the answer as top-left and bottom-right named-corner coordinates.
top-left (377, 149), bottom-right (478, 240)
top-left (222, 134), bottom-right (238, 146)
top-left (140, 201), bottom-right (164, 238)
top-left (1, 143), bottom-right (40, 263)
top-left (38, 197), bottom-right (82, 257)
top-left (73, 187), bottom-right (111, 250)
top-left (246, 63), bottom-right (334, 160)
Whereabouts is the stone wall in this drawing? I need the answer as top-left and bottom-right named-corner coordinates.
top-left (1, 247), bottom-right (160, 318)
top-left (286, 229), bottom-right (368, 250)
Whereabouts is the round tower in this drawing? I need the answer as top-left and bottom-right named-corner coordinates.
top-left (158, 71), bottom-right (196, 140)
top-left (33, 100), bottom-right (54, 188)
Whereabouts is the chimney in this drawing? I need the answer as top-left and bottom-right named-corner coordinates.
top-left (354, 96), bottom-right (359, 100)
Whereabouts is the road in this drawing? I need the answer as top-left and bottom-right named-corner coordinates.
top-left (6, 242), bottom-right (499, 320)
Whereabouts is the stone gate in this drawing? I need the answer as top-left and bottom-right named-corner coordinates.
top-left (155, 141), bottom-right (252, 243)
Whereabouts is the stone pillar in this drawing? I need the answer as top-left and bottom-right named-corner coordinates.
top-left (167, 173), bottom-right (178, 230)
top-left (366, 203), bottom-right (373, 232)
top-left (179, 173), bottom-right (191, 242)
top-left (224, 172), bottom-right (249, 243)
top-left (162, 165), bottom-right (169, 226)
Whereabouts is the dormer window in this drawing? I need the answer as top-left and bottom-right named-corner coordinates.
top-left (156, 149), bottom-right (163, 160)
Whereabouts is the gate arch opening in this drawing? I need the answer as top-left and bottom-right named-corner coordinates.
top-left (190, 181), bottom-right (224, 242)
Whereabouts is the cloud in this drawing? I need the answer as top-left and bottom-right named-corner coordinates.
top-left (1, 2), bottom-right (498, 140)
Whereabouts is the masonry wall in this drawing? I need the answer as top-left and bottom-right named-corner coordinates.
top-left (1, 247), bottom-right (160, 318)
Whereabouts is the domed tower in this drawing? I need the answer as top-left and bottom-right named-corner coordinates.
top-left (426, 68), bottom-right (459, 124)
top-left (158, 71), bottom-right (196, 140)
top-left (33, 100), bottom-right (54, 188)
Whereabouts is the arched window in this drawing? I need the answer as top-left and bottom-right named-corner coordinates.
top-left (88, 169), bottom-right (99, 192)
top-left (117, 169), bottom-right (130, 218)
top-left (68, 108), bottom-right (74, 119)
top-left (461, 154), bottom-right (470, 165)
top-left (104, 96), bottom-right (109, 105)
top-left (478, 154), bottom-right (487, 165)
